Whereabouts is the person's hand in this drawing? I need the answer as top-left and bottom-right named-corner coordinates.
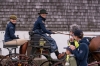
top-left (66, 50), bottom-right (71, 55)
top-left (52, 31), bottom-right (55, 34)
top-left (49, 30), bottom-right (52, 31)
top-left (16, 35), bottom-right (19, 39)
top-left (69, 45), bottom-right (76, 50)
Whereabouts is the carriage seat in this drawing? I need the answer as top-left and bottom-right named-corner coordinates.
top-left (29, 31), bottom-right (51, 49)
top-left (3, 40), bottom-right (18, 55)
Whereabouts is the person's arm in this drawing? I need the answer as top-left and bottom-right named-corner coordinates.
top-left (72, 44), bottom-right (88, 60)
top-left (40, 21), bottom-right (53, 34)
top-left (9, 26), bottom-right (19, 39)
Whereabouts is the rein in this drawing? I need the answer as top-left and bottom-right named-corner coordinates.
top-left (88, 61), bottom-right (100, 66)
top-left (54, 31), bottom-right (100, 36)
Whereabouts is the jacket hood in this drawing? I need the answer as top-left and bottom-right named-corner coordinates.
top-left (79, 37), bottom-right (90, 46)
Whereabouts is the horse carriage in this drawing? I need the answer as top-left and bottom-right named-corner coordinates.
top-left (0, 31), bottom-right (66, 66)
top-left (28, 31), bottom-right (66, 66)
top-left (0, 31), bottom-right (100, 66)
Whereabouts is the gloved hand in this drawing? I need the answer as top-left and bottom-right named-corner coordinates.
top-left (49, 30), bottom-right (52, 31)
top-left (69, 45), bottom-right (76, 50)
top-left (52, 31), bottom-right (55, 34)
top-left (16, 35), bottom-right (19, 39)
top-left (49, 30), bottom-right (55, 34)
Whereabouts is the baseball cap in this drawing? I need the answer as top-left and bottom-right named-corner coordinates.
top-left (64, 46), bottom-right (72, 53)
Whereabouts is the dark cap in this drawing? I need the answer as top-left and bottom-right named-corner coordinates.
top-left (38, 9), bottom-right (48, 14)
top-left (73, 29), bottom-right (83, 37)
top-left (10, 15), bottom-right (17, 20)
top-left (64, 46), bottom-right (72, 53)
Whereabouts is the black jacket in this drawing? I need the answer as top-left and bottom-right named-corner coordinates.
top-left (81, 37), bottom-right (90, 46)
top-left (4, 22), bottom-right (18, 42)
top-left (32, 16), bottom-right (52, 34)
top-left (72, 39), bottom-right (89, 66)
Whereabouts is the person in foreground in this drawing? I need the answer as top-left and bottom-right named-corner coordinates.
top-left (32, 9), bottom-right (66, 59)
top-left (65, 24), bottom-right (80, 61)
top-left (65, 29), bottom-right (89, 66)
top-left (4, 15), bottom-right (28, 58)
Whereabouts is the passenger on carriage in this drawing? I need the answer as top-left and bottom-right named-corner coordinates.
top-left (4, 15), bottom-right (28, 57)
top-left (65, 29), bottom-right (89, 66)
top-left (32, 9), bottom-right (66, 59)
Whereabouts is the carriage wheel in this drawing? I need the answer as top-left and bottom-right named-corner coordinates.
top-left (53, 61), bottom-right (65, 66)
top-left (0, 55), bottom-right (15, 66)
top-left (40, 60), bottom-right (65, 66)
top-left (33, 53), bottom-right (53, 66)
top-left (15, 54), bottom-right (38, 66)
top-left (40, 60), bottom-right (53, 66)
top-left (0, 53), bottom-right (38, 66)
top-left (40, 56), bottom-right (66, 66)
top-left (28, 57), bottom-right (38, 66)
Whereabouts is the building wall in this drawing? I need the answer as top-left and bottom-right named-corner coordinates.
top-left (0, 0), bottom-right (100, 31)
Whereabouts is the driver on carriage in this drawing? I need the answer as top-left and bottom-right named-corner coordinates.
top-left (32, 9), bottom-right (66, 59)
